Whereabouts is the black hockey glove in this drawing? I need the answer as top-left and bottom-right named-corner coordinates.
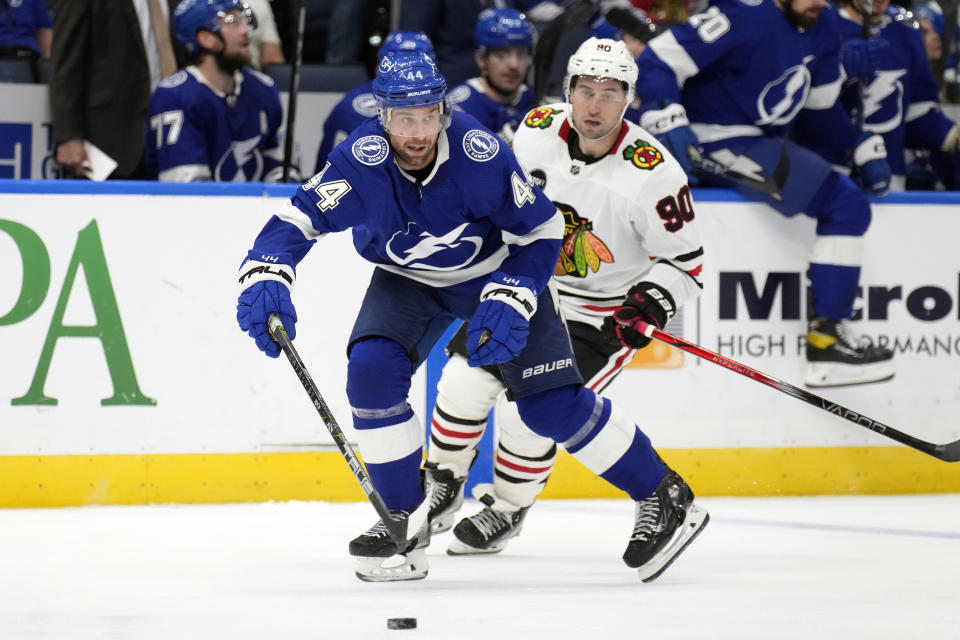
top-left (602, 282), bottom-right (676, 350)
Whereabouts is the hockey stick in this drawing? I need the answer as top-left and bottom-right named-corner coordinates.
top-left (688, 147), bottom-right (787, 201)
top-left (531, 0), bottom-right (596, 107)
top-left (267, 315), bottom-right (430, 546)
top-left (636, 320), bottom-right (960, 463)
top-left (281, 0), bottom-right (306, 182)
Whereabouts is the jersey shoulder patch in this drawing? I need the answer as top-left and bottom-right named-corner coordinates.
top-left (461, 129), bottom-right (500, 162)
top-left (351, 134), bottom-right (390, 166)
top-left (159, 69), bottom-right (189, 89)
top-left (351, 92), bottom-right (379, 117)
top-left (523, 106), bottom-right (565, 129)
top-left (620, 136), bottom-right (665, 170)
top-left (447, 84), bottom-right (473, 106)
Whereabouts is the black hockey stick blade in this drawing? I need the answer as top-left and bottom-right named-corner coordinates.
top-left (637, 321), bottom-right (960, 463)
top-left (267, 315), bottom-right (430, 546)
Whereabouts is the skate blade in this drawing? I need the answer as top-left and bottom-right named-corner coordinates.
top-left (637, 503), bottom-right (709, 583)
top-left (354, 548), bottom-right (428, 582)
top-left (804, 362), bottom-right (895, 388)
top-left (446, 538), bottom-right (508, 556)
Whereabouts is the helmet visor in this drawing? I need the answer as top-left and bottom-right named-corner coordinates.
top-left (381, 103), bottom-right (450, 137)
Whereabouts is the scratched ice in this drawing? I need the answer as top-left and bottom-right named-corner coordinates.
top-left (0, 495), bottom-right (957, 639)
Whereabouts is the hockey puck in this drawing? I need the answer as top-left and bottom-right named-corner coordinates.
top-left (387, 617), bottom-right (417, 630)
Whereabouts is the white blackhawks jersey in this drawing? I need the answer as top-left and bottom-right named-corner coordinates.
top-left (512, 103), bottom-right (704, 329)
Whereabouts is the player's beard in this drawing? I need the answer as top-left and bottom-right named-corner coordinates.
top-left (781, 0), bottom-right (822, 29)
top-left (485, 74), bottom-right (522, 101)
top-left (390, 135), bottom-right (438, 171)
top-left (215, 48), bottom-right (250, 74)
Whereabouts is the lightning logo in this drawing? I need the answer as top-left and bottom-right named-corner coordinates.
top-left (385, 222), bottom-right (483, 270)
top-left (214, 135), bottom-right (264, 181)
top-left (863, 70), bottom-right (906, 134)
top-left (755, 56), bottom-right (813, 127)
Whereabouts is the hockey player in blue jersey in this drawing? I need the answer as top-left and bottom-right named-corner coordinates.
top-left (636, 0), bottom-right (895, 388)
top-left (800, 0), bottom-right (960, 191)
top-left (236, 51), bottom-right (708, 583)
top-left (446, 8), bottom-right (535, 144)
top-left (313, 30), bottom-right (436, 173)
top-left (144, 0), bottom-right (292, 182)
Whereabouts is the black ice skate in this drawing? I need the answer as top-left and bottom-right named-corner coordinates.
top-left (805, 317), bottom-right (894, 388)
top-left (425, 462), bottom-right (467, 534)
top-left (623, 467), bottom-right (709, 583)
top-left (448, 491), bottom-right (529, 555)
top-left (349, 504), bottom-right (430, 582)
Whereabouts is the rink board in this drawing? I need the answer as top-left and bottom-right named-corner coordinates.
top-left (0, 181), bottom-right (959, 506)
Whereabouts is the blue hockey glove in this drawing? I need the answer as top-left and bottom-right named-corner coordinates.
top-left (853, 132), bottom-right (891, 196)
top-left (840, 37), bottom-right (893, 80)
top-left (601, 282), bottom-right (675, 350)
top-left (236, 253), bottom-right (298, 358)
top-left (466, 272), bottom-right (538, 367)
top-left (640, 103), bottom-right (701, 184)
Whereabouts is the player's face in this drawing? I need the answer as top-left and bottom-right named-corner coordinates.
top-left (855, 0), bottom-right (889, 20)
top-left (785, 0), bottom-right (826, 29)
top-left (479, 46), bottom-right (531, 96)
top-left (384, 104), bottom-right (442, 170)
top-left (569, 76), bottom-right (627, 140)
top-left (919, 18), bottom-right (943, 62)
top-left (219, 9), bottom-right (252, 66)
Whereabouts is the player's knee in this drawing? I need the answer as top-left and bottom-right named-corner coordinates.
top-left (436, 354), bottom-right (504, 420)
top-left (346, 337), bottom-right (413, 411)
top-left (496, 394), bottom-right (555, 456)
top-left (515, 384), bottom-right (601, 443)
top-left (813, 171), bottom-right (872, 236)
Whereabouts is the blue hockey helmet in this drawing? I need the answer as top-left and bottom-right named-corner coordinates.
top-left (174, 0), bottom-right (256, 54)
top-left (373, 51), bottom-right (450, 135)
top-left (473, 8), bottom-right (534, 50)
top-left (912, 1), bottom-right (945, 37)
top-left (377, 30), bottom-right (437, 64)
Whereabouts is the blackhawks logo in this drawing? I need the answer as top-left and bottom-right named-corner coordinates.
top-left (622, 138), bottom-right (663, 170)
top-left (554, 202), bottom-right (614, 278)
top-left (524, 107), bottom-right (562, 129)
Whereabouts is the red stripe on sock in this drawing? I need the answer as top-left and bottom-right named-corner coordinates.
top-left (432, 418), bottom-right (484, 439)
top-left (496, 454), bottom-right (553, 474)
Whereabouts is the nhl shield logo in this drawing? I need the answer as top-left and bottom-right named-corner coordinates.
top-left (352, 135), bottom-right (389, 165)
top-left (463, 129), bottom-right (500, 162)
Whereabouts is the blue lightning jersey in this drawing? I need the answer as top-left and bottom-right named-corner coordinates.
top-left (811, 10), bottom-right (954, 179)
top-left (144, 67), bottom-right (285, 182)
top-left (637, 0), bottom-right (858, 152)
top-left (314, 80), bottom-right (379, 173)
top-left (447, 79), bottom-right (533, 143)
top-left (250, 111), bottom-right (563, 295)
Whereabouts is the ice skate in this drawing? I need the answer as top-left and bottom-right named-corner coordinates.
top-left (425, 462), bottom-right (467, 534)
top-left (623, 467), bottom-right (709, 583)
top-left (448, 486), bottom-right (529, 555)
top-left (804, 317), bottom-right (894, 388)
top-left (349, 504), bottom-right (431, 582)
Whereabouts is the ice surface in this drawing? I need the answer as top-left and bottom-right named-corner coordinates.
top-left (0, 495), bottom-right (958, 639)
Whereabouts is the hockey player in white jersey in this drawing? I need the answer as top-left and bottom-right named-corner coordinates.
top-left (426, 38), bottom-right (707, 571)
